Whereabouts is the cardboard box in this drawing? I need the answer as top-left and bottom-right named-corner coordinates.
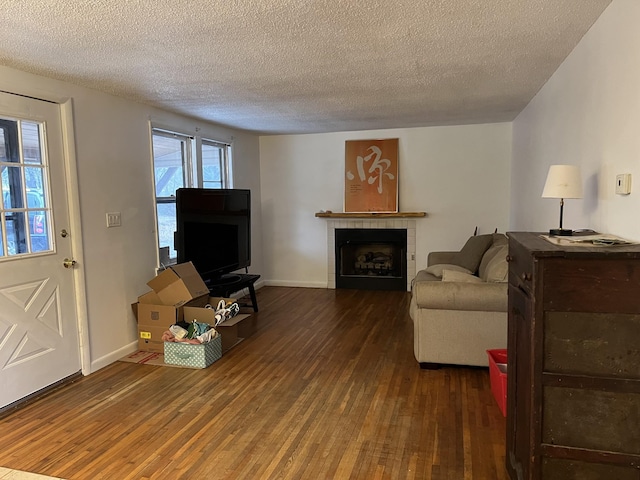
top-left (180, 296), bottom-right (237, 317)
top-left (138, 325), bottom-right (169, 353)
top-left (147, 262), bottom-right (209, 307)
top-left (183, 300), bottom-right (254, 353)
top-left (135, 291), bottom-right (208, 353)
top-left (164, 335), bottom-right (222, 368)
top-left (206, 296), bottom-right (238, 309)
top-left (130, 262), bottom-right (209, 353)
top-left (235, 314), bottom-right (257, 339)
top-left (217, 314), bottom-right (254, 352)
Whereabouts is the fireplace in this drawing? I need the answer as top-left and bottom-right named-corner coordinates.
top-left (323, 218), bottom-right (418, 291)
top-left (335, 228), bottom-right (407, 291)
top-left (316, 216), bottom-right (420, 292)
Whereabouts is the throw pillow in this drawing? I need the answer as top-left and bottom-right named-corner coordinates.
top-left (492, 233), bottom-right (508, 246)
top-left (453, 234), bottom-right (494, 273)
top-left (482, 244), bottom-right (509, 282)
top-left (479, 242), bottom-right (505, 279)
top-left (441, 269), bottom-right (483, 283)
top-left (425, 263), bottom-right (472, 278)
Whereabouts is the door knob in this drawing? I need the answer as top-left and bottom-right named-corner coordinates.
top-left (63, 258), bottom-right (77, 269)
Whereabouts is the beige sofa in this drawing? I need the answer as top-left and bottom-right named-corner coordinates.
top-left (409, 233), bottom-right (508, 368)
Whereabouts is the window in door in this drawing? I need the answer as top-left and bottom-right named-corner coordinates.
top-left (151, 128), bottom-right (231, 266)
top-left (0, 118), bottom-right (52, 258)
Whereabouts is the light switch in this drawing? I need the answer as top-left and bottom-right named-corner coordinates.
top-left (106, 212), bottom-right (122, 227)
top-left (615, 174), bottom-right (631, 195)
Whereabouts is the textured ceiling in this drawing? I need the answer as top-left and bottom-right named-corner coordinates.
top-left (0, 0), bottom-right (612, 135)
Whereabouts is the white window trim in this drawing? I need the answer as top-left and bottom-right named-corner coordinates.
top-left (149, 123), bottom-right (233, 268)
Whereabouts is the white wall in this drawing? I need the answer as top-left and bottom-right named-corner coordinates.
top-left (259, 123), bottom-right (512, 287)
top-left (512, 0), bottom-right (640, 240)
top-left (0, 66), bottom-right (262, 372)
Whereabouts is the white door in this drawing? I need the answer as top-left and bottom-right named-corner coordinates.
top-left (0, 92), bottom-right (81, 409)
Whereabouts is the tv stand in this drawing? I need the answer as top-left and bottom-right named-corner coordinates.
top-left (206, 274), bottom-right (243, 287)
top-left (207, 273), bottom-right (260, 312)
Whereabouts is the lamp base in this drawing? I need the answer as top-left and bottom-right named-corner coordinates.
top-left (549, 228), bottom-right (573, 236)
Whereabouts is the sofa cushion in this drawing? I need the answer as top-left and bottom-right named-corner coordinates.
top-left (442, 269), bottom-right (483, 283)
top-left (479, 244), bottom-right (509, 282)
top-left (452, 234), bottom-right (494, 273)
top-left (425, 263), bottom-right (472, 278)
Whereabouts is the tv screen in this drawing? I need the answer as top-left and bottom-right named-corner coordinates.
top-left (176, 188), bottom-right (251, 284)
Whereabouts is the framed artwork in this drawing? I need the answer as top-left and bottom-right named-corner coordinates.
top-left (344, 138), bottom-right (399, 213)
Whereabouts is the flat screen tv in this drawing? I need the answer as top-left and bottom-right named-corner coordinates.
top-left (175, 188), bottom-right (251, 286)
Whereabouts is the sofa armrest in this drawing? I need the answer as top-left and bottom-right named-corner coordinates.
top-left (427, 251), bottom-right (459, 266)
top-left (413, 280), bottom-right (507, 312)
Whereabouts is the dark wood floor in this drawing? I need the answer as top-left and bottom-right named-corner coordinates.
top-left (0, 287), bottom-right (508, 480)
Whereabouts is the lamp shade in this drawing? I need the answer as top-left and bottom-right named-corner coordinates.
top-left (541, 165), bottom-right (583, 199)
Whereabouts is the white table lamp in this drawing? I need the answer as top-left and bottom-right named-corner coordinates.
top-left (542, 165), bottom-right (583, 236)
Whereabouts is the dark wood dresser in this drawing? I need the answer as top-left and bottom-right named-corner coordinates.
top-left (506, 232), bottom-right (640, 480)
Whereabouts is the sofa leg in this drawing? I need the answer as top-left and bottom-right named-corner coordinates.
top-left (419, 362), bottom-right (442, 370)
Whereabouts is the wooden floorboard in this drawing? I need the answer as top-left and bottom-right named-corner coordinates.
top-left (0, 287), bottom-right (508, 480)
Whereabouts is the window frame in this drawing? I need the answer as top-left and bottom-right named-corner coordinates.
top-left (150, 126), bottom-right (232, 267)
top-left (199, 138), bottom-right (231, 190)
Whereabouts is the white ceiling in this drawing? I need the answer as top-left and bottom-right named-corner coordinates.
top-left (0, 0), bottom-right (612, 135)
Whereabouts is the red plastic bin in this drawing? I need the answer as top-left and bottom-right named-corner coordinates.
top-left (487, 349), bottom-right (507, 417)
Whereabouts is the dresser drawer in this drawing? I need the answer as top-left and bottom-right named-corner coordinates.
top-left (543, 312), bottom-right (640, 379)
top-left (543, 386), bottom-right (640, 454)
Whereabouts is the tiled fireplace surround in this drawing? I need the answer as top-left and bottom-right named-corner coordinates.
top-left (326, 219), bottom-right (416, 291)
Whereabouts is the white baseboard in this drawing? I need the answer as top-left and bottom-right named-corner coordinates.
top-left (89, 341), bottom-right (138, 374)
top-left (262, 279), bottom-right (328, 289)
top-left (225, 278), bottom-right (327, 295)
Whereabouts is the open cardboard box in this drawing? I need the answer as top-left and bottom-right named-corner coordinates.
top-left (135, 291), bottom-right (209, 353)
top-left (184, 297), bottom-right (256, 353)
top-left (131, 262), bottom-right (210, 353)
top-left (146, 261), bottom-right (209, 307)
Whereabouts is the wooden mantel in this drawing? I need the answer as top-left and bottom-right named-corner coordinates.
top-left (315, 211), bottom-right (426, 218)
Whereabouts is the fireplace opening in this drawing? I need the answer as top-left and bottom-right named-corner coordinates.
top-left (335, 228), bottom-right (407, 291)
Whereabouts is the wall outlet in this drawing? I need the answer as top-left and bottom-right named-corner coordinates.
top-left (615, 174), bottom-right (631, 195)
